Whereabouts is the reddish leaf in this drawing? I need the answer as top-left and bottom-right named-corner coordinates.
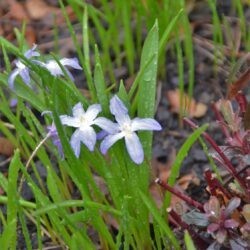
top-left (227, 68), bottom-right (250, 99)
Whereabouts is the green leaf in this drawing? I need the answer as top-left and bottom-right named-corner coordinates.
top-left (117, 80), bottom-right (130, 111)
top-left (164, 124), bottom-right (209, 211)
top-left (159, 8), bottom-right (183, 56)
top-left (184, 230), bottom-right (196, 250)
top-left (59, 0), bottom-right (95, 99)
top-left (70, 231), bottom-right (95, 250)
top-left (0, 75), bottom-right (46, 112)
top-left (0, 219), bottom-right (16, 249)
top-left (19, 210), bottom-right (33, 250)
top-left (139, 190), bottom-right (180, 249)
top-left (137, 20), bottom-right (159, 155)
top-left (121, 0), bottom-right (135, 74)
top-left (6, 151), bottom-right (21, 250)
top-left (0, 172), bottom-right (8, 193)
top-left (1, 44), bottom-right (11, 71)
top-left (94, 45), bottom-right (109, 114)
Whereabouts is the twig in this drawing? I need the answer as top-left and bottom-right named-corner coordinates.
top-left (18, 133), bottom-right (51, 194)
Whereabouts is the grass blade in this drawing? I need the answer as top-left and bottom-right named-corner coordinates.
top-left (5, 151), bottom-right (21, 249)
top-left (137, 20), bottom-right (159, 155)
top-left (184, 230), bottom-right (196, 250)
top-left (94, 45), bottom-right (109, 115)
top-left (164, 124), bottom-right (209, 211)
top-left (139, 190), bottom-right (180, 249)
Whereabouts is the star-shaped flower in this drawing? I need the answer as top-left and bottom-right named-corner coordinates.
top-left (100, 95), bottom-right (162, 164)
top-left (8, 44), bottom-right (40, 89)
top-left (34, 57), bottom-right (82, 80)
top-left (60, 103), bottom-right (116, 157)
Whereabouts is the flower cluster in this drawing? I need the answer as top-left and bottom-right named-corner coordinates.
top-left (60, 95), bottom-right (162, 164)
top-left (8, 45), bottom-right (162, 164)
top-left (8, 44), bottom-right (82, 89)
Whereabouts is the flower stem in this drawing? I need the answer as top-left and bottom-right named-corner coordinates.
top-left (183, 118), bottom-right (248, 193)
top-left (155, 178), bottom-right (204, 211)
top-left (204, 169), bottom-right (232, 199)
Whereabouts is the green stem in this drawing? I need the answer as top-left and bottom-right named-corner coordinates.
top-left (0, 196), bottom-right (36, 209)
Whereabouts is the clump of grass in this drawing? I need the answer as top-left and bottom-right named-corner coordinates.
top-left (0, 10), bottom-right (184, 249)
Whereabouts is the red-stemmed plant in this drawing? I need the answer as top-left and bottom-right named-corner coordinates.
top-left (156, 70), bottom-right (250, 249)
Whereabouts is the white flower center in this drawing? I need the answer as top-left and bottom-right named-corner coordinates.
top-left (16, 60), bottom-right (26, 70)
top-left (79, 115), bottom-right (87, 126)
top-left (121, 122), bottom-right (133, 136)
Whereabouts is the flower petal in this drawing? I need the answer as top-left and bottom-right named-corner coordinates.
top-left (48, 123), bottom-right (64, 158)
top-left (125, 132), bottom-right (144, 164)
top-left (70, 129), bottom-right (82, 157)
top-left (10, 98), bottom-right (18, 107)
top-left (60, 115), bottom-right (80, 128)
top-left (8, 68), bottom-right (20, 89)
top-left (53, 138), bottom-right (64, 158)
top-left (204, 196), bottom-right (220, 218)
top-left (19, 68), bottom-right (31, 86)
top-left (207, 223), bottom-right (219, 233)
top-left (216, 229), bottom-right (227, 244)
top-left (72, 102), bottom-right (85, 117)
top-left (60, 58), bottom-right (82, 70)
top-left (131, 118), bottom-right (162, 131)
top-left (45, 60), bottom-right (63, 76)
top-left (47, 123), bottom-right (58, 137)
top-left (97, 130), bottom-right (108, 140)
top-left (224, 197), bottom-right (241, 217)
top-left (110, 95), bottom-right (128, 116)
top-left (100, 132), bottom-right (124, 154)
top-left (79, 126), bottom-right (97, 151)
top-left (85, 104), bottom-right (102, 122)
top-left (224, 219), bottom-right (239, 229)
top-left (24, 44), bottom-right (40, 58)
top-left (64, 67), bottom-right (74, 81)
top-left (110, 96), bottom-right (132, 125)
top-left (94, 117), bottom-right (119, 134)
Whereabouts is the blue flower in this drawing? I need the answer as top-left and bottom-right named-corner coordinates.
top-left (8, 44), bottom-right (40, 89)
top-left (34, 57), bottom-right (82, 80)
top-left (100, 95), bottom-right (162, 164)
top-left (60, 102), bottom-right (117, 157)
